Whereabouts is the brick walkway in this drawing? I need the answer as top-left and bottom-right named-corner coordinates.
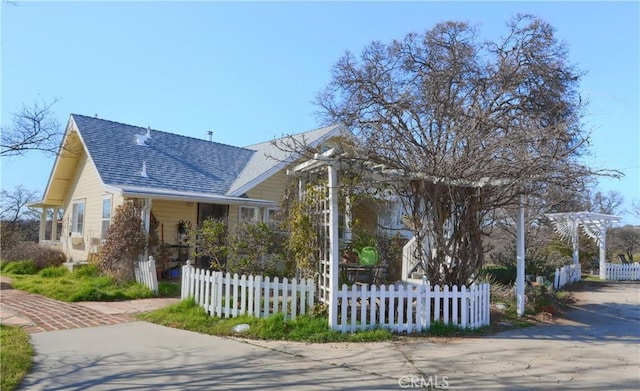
top-left (0, 277), bottom-right (178, 333)
top-left (0, 284), bottom-right (133, 333)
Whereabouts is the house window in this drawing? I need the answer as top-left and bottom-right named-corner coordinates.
top-left (240, 206), bottom-right (260, 222)
top-left (71, 200), bottom-right (85, 235)
top-left (265, 208), bottom-right (280, 223)
top-left (102, 196), bottom-right (112, 239)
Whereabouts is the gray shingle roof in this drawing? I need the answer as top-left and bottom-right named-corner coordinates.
top-left (72, 114), bottom-right (255, 195)
top-left (227, 124), bottom-right (344, 196)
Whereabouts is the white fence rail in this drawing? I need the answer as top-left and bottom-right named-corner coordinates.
top-left (335, 282), bottom-right (490, 333)
top-left (135, 256), bottom-right (158, 294)
top-left (181, 263), bottom-right (315, 320)
top-left (605, 262), bottom-right (640, 281)
top-left (553, 263), bottom-right (581, 290)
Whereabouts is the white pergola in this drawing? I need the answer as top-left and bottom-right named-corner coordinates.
top-left (288, 147), bottom-right (536, 326)
top-left (546, 211), bottom-right (621, 279)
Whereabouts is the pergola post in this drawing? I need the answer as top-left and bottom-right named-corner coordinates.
top-left (327, 163), bottom-right (339, 330)
top-left (572, 221), bottom-right (580, 265)
top-left (598, 226), bottom-right (607, 280)
top-left (516, 195), bottom-right (526, 317)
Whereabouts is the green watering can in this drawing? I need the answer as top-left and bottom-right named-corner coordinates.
top-left (355, 247), bottom-right (379, 266)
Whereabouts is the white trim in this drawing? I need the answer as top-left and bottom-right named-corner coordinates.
top-left (264, 207), bottom-right (280, 223)
top-left (103, 184), bottom-right (277, 207)
top-left (239, 206), bottom-right (260, 222)
top-left (101, 195), bottom-right (112, 240)
top-left (71, 199), bottom-right (85, 235)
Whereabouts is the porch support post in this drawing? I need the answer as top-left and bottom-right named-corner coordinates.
top-left (51, 208), bottom-right (59, 241)
top-left (516, 195), bottom-right (526, 317)
top-left (39, 207), bottom-right (47, 242)
top-left (328, 163), bottom-right (339, 330)
top-left (142, 198), bottom-right (152, 261)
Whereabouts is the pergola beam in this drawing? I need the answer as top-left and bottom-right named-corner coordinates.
top-left (546, 211), bottom-right (621, 279)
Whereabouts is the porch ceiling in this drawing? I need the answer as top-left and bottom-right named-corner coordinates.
top-left (42, 130), bottom-right (84, 206)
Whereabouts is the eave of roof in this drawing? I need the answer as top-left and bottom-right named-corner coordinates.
top-left (227, 124), bottom-right (347, 197)
top-left (104, 184), bottom-right (277, 207)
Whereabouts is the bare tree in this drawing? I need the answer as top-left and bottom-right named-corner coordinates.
top-left (316, 15), bottom-right (610, 285)
top-left (609, 226), bottom-right (640, 262)
top-left (1, 98), bottom-right (62, 156)
top-left (0, 185), bottom-right (40, 249)
top-left (0, 185), bottom-right (40, 223)
top-left (630, 200), bottom-right (640, 219)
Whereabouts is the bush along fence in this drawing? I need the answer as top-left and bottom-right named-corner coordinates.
top-left (135, 256), bottom-right (158, 294)
top-left (336, 281), bottom-right (490, 333)
top-left (553, 263), bottom-right (581, 290)
top-left (605, 262), bottom-right (640, 281)
top-left (181, 261), bottom-right (315, 320)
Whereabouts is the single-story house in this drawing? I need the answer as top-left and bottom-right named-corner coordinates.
top-left (30, 114), bottom-right (407, 272)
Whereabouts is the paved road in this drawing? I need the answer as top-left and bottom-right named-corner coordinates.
top-left (2, 279), bottom-right (639, 390)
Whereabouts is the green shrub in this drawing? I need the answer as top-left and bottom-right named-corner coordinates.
top-left (480, 265), bottom-right (516, 284)
top-left (72, 264), bottom-right (100, 278)
top-left (1, 242), bottom-right (66, 270)
top-left (158, 281), bottom-right (181, 297)
top-left (99, 200), bottom-right (147, 283)
top-left (1, 260), bottom-right (37, 275)
top-left (38, 266), bottom-right (69, 278)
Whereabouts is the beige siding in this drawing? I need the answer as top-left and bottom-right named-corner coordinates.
top-left (245, 170), bottom-right (290, 203)
top-left (60, 152), bottom-right (105, 262)
top-left (150, 200), bottom-right (197, 245)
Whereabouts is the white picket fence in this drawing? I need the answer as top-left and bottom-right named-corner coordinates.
top-left (135, 256), bottom-right (158, 294)
top-left (181, 262), bottom-right (315, 320)
top-left (605, 262), bottom-right (640, 281)
top-left (336, 281), bottom-right (490, 333)
top-left (553, 263), bottom-right (581, 290)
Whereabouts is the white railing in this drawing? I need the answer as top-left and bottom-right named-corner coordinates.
top-left (335, 281), bottom-right (490, 333)
top-left (553, 263), bottom-right (581, 290)
top-left (181, 262), bottom-right (315, 320)
top-left (135, 256), bottom-right (159, 294)
top-left (401, 236), bottom-right (420, 281)
top-left (605, 262), bottom-right (640, 281)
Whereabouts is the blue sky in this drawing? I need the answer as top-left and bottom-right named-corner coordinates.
top-left (1, 1), bottom-right (639, 224)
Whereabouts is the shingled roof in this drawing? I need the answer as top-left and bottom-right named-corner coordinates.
top-left (67, 115), bottom-right (344, 200)
top-left (227, 124), bottom-right (345, 196)
top-left (72, 114), bottom-right (255, 195)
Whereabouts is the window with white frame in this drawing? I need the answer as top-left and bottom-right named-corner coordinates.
top-left (265, 208), bottom-right (280, 223)
top-left (71, 200), bottom-right (85, 235)
top-left (239, 206), bottom-right (260, 222)
top-left (101, 196), bottom-right (112, 239)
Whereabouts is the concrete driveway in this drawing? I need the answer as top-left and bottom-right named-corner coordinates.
top-left (10, 281), bottom-right (640, 390)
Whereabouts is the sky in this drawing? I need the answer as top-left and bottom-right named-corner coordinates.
top-left (1, 1), bottom-right (639, 224)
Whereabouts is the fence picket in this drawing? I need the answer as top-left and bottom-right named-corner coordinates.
top-left (340, 284), bottom-right (348, 333)
top-left (605, 263), bottom-right (640, 281)
top-left (360, 284), bottom-right (368, 331)
top-left (181, 265), bottom-right (491, 333)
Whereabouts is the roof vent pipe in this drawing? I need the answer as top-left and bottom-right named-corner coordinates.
top-left (207, 130), bottom-right (213, 142)
top-left (140, 161), bottom-right (148, 178)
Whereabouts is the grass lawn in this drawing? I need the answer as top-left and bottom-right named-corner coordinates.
top-left (137, 298), bottom-right (395, 343)
top-left (3, 263), bottom-right (157, 302)
top-left (0, 325), bottom-right (34, 391)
